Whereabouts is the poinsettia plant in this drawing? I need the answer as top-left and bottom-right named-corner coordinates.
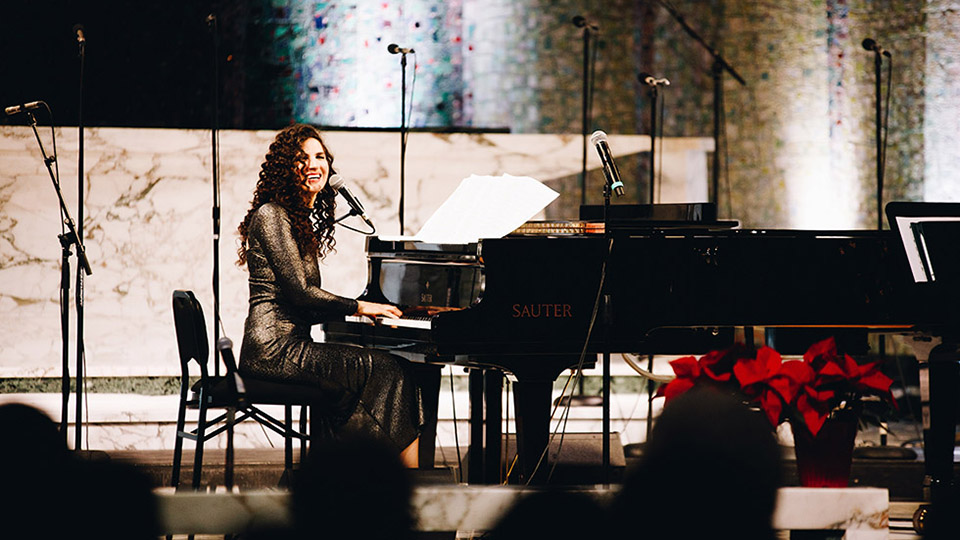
top-left (657, 337), bottom-right (896, 437)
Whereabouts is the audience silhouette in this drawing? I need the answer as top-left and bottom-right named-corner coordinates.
top-left (0, 402), bottom-right (159, 540)
top-left (289, 434), bottom-right (416, 540)
top-left (484, 488), bottom-right (607, 540)
top-left (0, 391), bottom-right (782, 540)
top-left (609, 387), bottom-right (782, 540)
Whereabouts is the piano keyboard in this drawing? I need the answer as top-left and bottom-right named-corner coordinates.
top-left (343, 315), bottom-right (433, 330)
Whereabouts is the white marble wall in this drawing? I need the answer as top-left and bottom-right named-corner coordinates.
top-left (0, 126), bottom-right (710, 378)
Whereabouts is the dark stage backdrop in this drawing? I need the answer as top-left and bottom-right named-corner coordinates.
top-left (0, 0), bottom-right (664, 133)
top-left (3, 0), bottom-right (957, 228)
top-left (0, 1), bottom-right (232, 129)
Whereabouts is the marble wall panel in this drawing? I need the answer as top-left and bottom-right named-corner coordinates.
top-left (0, 126), bottom-right (710, 378)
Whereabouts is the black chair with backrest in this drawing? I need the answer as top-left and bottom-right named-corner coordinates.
top-left (171, 289), bottom-right (335, 490)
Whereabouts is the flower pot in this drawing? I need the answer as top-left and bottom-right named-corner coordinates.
top-left (790, 414), bottom-right (858, 487)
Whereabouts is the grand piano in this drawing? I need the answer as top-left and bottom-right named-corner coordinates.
top-left (324, 202), bottom-right (960, 523)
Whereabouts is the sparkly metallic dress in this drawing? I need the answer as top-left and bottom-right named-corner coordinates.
top-left (239, 202), bottom-right (422, 451)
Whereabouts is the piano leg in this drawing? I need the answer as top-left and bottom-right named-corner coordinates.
top-left (512, 378), bottom-right (553, 485)
top-left (468, 369), bottom-right (484, 483)
top-left (915, 340), bottom-right (960, 535)
top-left (484, 370), bottom-right (503, 483)
top-left (466, 368), bottom-right (505, 484)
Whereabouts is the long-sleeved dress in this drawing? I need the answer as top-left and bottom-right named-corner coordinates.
top-left (239, 202), bottom-right (422, 451)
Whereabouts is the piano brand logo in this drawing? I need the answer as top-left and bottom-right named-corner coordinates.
top-left (512, 303), bottom-right (573, 318)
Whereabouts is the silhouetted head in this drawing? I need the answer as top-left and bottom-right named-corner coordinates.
top-left (291, 434), bottom-right (414, 540)
top-left (486, 488), bottom-right (607, 540)
top-left (611, 388), bottom-right (782, 540)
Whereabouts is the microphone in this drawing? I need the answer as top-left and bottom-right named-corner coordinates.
top-left (329, 174), bottom-right (374, 229)
top-left (638, 72), bottom-right (671, 87)
top-left (72, 24), bottom-right (85, 44)
top-left (572, 15), bottom-right (599, 31)
top-left (4, 101), bottom-right (43, 116)
top-left (862, 37), bottom-right (891, 57)
top-left (387, 43), bottom-right (415, 54)
top-left (589, 130), bottom-right (625, 197)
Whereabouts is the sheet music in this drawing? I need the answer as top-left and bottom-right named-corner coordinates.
top-left (380, 174), bottom-right (559, 244)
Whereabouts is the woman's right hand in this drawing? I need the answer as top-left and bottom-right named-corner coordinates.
top-left (356, 300), bottom-right (403, 320)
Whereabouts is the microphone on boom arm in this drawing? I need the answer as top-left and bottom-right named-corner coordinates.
top-left (590, 130), bottom-right (625, 197)
top-left (329, 174), bottom-right (375, 229)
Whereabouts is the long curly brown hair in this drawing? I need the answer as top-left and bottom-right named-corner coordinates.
top-left (237, 124), bottom-right (338, 265)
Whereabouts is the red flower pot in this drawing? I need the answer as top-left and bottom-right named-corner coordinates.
top-left (791, 414), bottom-right (858, 487)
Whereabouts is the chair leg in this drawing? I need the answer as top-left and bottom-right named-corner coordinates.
top-left (299, 405), bottom-right (309, 463)
top-left (192, 392), bottom-right (209, 490)
top-left (284, 404), bottom-right (293, 473)
top-left (171, 385), bottom-right (189, 490)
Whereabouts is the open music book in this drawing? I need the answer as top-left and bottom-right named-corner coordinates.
top-left (380, 173), bottom-right (559, 244)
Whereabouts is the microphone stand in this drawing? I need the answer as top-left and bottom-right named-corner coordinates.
top-left (579, 24), bottom-right (597, 206)
top-left (869, 44), bottom-right (896, 453)
top-left (580, 28), bottom-right (589, 206)
top-left (601, 174), bottom-right (613, 486)
top-left (648, 84), bottom-right (658, 204)
top-left (208, 14), bottom-right (222, 378)
top-left (654, 0), bottom-right (745, 207)
top-left (645, 81), bottom-right (658, 446)
top-left (74, 29), bottom-right (87, 451)
top-left (574, 20), bottom-right (598, 401)
top-left (872, 50), bottom-right (883, 230)
top-left (26, 109), bottom-right (93, 446)
top-left (398, 51), bottom-right (410, 234)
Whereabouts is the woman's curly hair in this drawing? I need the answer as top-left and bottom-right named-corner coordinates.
top-left (237, 124), bottom-right (338, 265)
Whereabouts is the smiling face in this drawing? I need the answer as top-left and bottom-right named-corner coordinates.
top-left (298, 137), bottom-right (329, 205)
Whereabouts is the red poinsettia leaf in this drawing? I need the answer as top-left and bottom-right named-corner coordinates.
top-left (857, 369), bottom-right (894, 394)
top-left (839, 353), bottom-right (861, 378)
top-left (759, 389), bottom-right (783, 427)
top-left (700, 346), bottom-right (748, 381)
top-left (668, 356), bottom-right (700, 378)
top-left (796, 394), bottom-right (829, 437)
top-left (803, 337), bottom-right (838, 364)
top-left (802, 385), bottom-right (836, 403)
top-left (780, 360), bottom-right (815, 384)
top-left (700, 349), bottom-right (726, 366)
top-left (733, 347), bottom-right (781, 386)
top-left (857, 361), bottom-right (881, 376)
top-left (701, 359), bottom-right (733, 381)
top-left (658, 377), bottom-right (695, 402)
top-left (701, 353), bottom-right (732, 382)
top-left (768, 373), bottom-right (801, 404)
top-left (816, 359), bottom-right (847, 379)
top-left (759, 346), bottom-right (783, 370)
top-left (733, 356), bottom-right (768, 387)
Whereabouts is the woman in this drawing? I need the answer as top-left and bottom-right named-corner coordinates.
top-left (237, 123), bottom-right (422, 466)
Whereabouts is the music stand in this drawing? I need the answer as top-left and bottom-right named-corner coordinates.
top-left (886, 202), bottom-right (960, 285)
top-left (885, 201), bottom-right (960, 535)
